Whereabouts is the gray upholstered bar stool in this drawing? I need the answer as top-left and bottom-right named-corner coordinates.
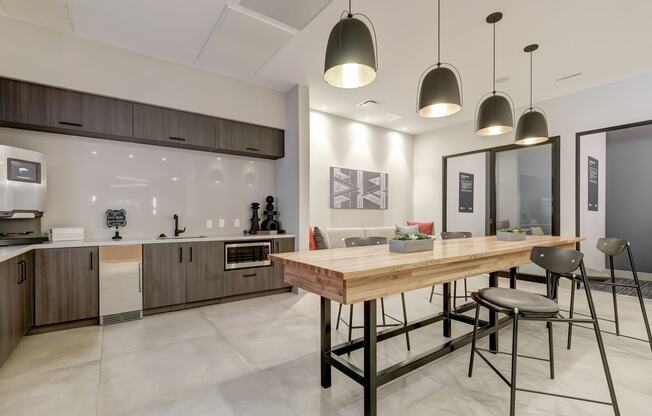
top-left (429, 231), bottom-right (472, 307)
top-left (335, 236), bottom-right (410, 350)
top-left (566, 238), bottom-right (652, 351)
top-left (468, 246), bottom-right (620, 416)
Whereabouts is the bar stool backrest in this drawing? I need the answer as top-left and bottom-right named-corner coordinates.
top-left (344, 236), bottom-right (388, 248)
top-left (530, 246), bottom-right (584, 275)
top-left (441, 231), bottom-right (472, 240)
top-left (596, 238), bottom-right (628, 257)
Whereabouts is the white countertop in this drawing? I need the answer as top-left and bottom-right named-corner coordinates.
top-left (0, 233), bottom-right (295, 263)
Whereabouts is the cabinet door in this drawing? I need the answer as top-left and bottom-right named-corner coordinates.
top-left (133, 103), bottom-right (164, 142)
top-left (0, 259), bottom-right (18, 366)
top-left (54, 89), bottom-right (84, 129)
top-left (0, 78), bottom-right (56, 126)
top-left (272, 238), bottom-right (294, 289)
top-left (185, 242), bottom-right (224, 303)
top-left (35, 247), bottom-right (99, 326)
top-left (245, 124), bottom-right (284, 158)
top-left (82, 95), bottom-right (133, 137)
top-left (163, 109), bottom-right (215, 149)
top-left (143, 243), bottom-right (186, 309)
top-left (223, 267), bottom-right (275, 297)
top-left (215, 118), bottom-right (244, 152)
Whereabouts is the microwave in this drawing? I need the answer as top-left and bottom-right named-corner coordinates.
top-left (224, 241), bottom-right (272, 270)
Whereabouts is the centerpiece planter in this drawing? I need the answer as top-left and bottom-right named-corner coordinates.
top-left (389, 233), bottom-right (434, 253)
top-left (497, 226), bottom-right (527, 241)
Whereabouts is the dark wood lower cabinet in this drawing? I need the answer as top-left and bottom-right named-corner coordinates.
top-left (1, 251), bottom-right (35, 367)
top-left (35, 247), bottom-right (99, 326)
top-left (143, 243), bottom-right (186, 309)
top-left (223, 267), bottom-right (275, 297)
top-left (185, 242), bottom-right (224, 303)
top-left (272, 238), bottom-right (294, 289)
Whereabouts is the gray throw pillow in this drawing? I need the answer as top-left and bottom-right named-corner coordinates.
top-left (396, 224), bottom-right (419, 234)
top-left (313, 226), bottom-right (329, 250)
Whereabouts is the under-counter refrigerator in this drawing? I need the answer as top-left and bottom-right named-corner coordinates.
top-left (99, 245), bottom-right (143, 325)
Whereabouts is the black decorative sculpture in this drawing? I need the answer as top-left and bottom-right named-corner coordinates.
top-left (247, 202), bottom-right (261, 235)
top-left (261, 196), bottom-right (281, 231)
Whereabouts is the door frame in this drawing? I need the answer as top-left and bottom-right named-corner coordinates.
top-left (442, 136), bottom-right (561, 236)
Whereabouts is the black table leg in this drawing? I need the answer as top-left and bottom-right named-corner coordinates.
top-left (509, 267), bottom-right (517, 289)
top-left (489, 272), bottom-right (499, 352)
top-left (443, 282), bottom-right (451, 338)
top-left (320, 296), bottom-right (331, 388)
top-left (364, 299), bottom-right (377, 416)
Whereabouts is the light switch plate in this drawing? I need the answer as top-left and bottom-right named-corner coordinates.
top-left (206, 219), bottom-right (213, 229)
top-left (234, 218), bottom-right (240, 228)
top-left (219, 218), bottom-right (225, 228)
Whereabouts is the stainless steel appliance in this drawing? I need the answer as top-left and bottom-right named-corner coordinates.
top-left (225, 241), bottom-right (272, 270)
top-left (0, 145), bottom-right (48, 245)
top-left (99, 245), bottom-right (143, 325)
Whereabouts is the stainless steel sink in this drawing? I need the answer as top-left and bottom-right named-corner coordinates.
top-left (155, 235), bottom-right (207, 240)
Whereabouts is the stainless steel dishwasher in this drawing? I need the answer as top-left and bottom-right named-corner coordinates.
top-left (99, 245), bottom-right (143, 325)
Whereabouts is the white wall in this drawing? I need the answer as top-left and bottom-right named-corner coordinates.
top-left (579, 133), bottom-right (606, 270)
top-left (0, 15), bottom-right (286, 129)
top-left (310, 111), bottom-right (414, 229)
top-left (414, 72), bottom-right (652, 239)
top-left (0, 128), bottom-right (276, 240)
top-left (445, 153), bottom-right (487, 236)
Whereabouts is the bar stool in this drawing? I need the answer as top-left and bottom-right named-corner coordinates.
top-left (468, 246), bottom-right (620, 416)
top-left (429, 231), bottom-right (472, 307)
top-left (335, 236), bottom-right (411, 350)
top-left (566, 238), bottom-right (652, 351)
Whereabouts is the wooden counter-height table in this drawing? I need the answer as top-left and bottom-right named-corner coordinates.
top-left (270, 235), bottom-right (582, 416)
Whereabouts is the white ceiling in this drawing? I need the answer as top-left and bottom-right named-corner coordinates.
top-left (2, 0), bottom-right (652, 135)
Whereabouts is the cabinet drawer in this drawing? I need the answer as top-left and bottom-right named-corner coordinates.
top-left (223, 267), bottom-right (275, 297)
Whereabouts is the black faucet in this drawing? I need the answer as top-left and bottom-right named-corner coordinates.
top-left (173, 214), bottom-right (186, 237)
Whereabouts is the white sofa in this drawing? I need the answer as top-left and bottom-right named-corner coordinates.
top-left (317, 226), bottom-right (397, 249)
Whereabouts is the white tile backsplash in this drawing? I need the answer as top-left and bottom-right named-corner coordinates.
top-left (0, 128), bottom-right (276, 239)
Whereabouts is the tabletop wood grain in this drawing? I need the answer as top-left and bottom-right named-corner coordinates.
top-left (270, 236), bottom-right (583, 304)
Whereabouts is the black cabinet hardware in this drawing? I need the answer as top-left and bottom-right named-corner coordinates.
top-left (179, 247), bottom-right (183, 263)
top-left (189, 246), bottom-right (193, 262)
top-left (168, 136), bottom-right (186, 142)
top-left (245, 147), bottom-right (259, 152)
top-left (59, 121), bottom-right (83, 127)
top-left (243, 273), bottom-right (257, 278)
top-left (89, 252), bottom-right (93, 271)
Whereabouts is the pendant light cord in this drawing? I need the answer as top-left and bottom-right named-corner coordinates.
top-left (348, 0), bottom-right (352, 16)
top-left (437, 0), bottom-right (441, 65)
top-left (529, 51), bottom-right (533, 109)
top-left (492, 21), bottom-right (496, 94)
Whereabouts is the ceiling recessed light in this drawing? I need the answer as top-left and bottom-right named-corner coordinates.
top-left (91, 150), bottom-right (97, 155)
top-left (214, 180), bottom-right (220, 184)
top-left (161, 157), bottom-right (166, 161)
top-left (128, 154), bottom-right (134, 159)
top-left (171, 177), bottom-right (178, 181)
top-left (555, 72), bottom-right (582, 81)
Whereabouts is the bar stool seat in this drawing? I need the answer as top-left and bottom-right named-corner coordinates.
top-left (476, 287), bottom-right (559, 316)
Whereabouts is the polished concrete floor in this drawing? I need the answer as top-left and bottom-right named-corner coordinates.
top-left (0, 277), bottom-right (650, 416)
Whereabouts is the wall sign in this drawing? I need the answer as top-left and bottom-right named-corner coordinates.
top-left (459, 172), bottom-right (474, 213)
top-left (330, 167), bottom-right (388, 210)
top-left (588, 156), bottom-right (599, 211)
top-left (106, 209), bottom-right (127, 228)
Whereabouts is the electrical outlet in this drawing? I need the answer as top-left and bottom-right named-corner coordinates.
top-left (234, 218), bottom-right (240, 228)
top-left (219, 218), bottom-right (225, 228)
top-left (206, 219), bottom-right (213, 229)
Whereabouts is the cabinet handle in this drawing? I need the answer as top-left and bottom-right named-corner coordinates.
top-left (138, 262), bottom-right (143, 293)
top-left (16, 261), bottom-right (23, 284)
top-left (59, 121), bottom-right (83, 127)
top-left (245, 147), bottom-right (259, 152)
top-left (179, 247), bottom-right (183, 263)
top-left (169, 136), bottom-right (186, 142)
top-left (21, 261), bottom-right (27, 283)
top-left (243, 273), bottom-right (257, 278)
top-left (189, 246), bottom-right (193, 263)
top-left (89, 252), bottom-right (93, 271)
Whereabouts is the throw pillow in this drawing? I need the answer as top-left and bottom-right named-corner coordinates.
top-left (407, 221), bottom-right (434, 235)
top-left (313, 226), bottom-right (329, 250)
top-left (396, 224), bottom-right (420, 234)
top-left (309, 227), bottom-right (317, 250)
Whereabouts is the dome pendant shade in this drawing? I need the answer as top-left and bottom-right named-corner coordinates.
top-left (324, 17), bottom-right (377, 88)
top-left (514, 110), bottom-right (549, 145)
top-left (475, 94), bottom-right (514, 136)
top-left (418, 66), bottom-right (462, 118)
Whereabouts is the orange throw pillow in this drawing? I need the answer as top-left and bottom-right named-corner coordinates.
top-left (407, 221), bottom-right (434, 235)
top-left (309, 227), bottom-right (317, 250)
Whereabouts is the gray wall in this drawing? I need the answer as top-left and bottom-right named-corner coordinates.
top-left (606, 124), bottom-right (652, 272)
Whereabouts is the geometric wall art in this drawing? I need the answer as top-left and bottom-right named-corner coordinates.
top-left (330, 167), bottom-right (388, 209)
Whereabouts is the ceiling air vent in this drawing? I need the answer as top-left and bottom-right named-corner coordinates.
top-left (356, 99), bottom-right (384, 110)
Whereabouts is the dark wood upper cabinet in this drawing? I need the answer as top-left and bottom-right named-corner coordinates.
top-left (133, 103), bottom-right (164, 141)
top-left (34, 247), bottom-right (99, 326)
top-left (143, 243), bottom-right (186, 309)
top-left (55, 89), bottom-right (84, 129)
top-left (216, 119), bottom-right (284, 159)
top-left (185, 241), bottom-right (224, 303)
top-left (0, 78), bottom-right (56, 126)
top-left (82, 95), bottom-right (133, 137)
top-left (162, 109), bottom-right (216, 149)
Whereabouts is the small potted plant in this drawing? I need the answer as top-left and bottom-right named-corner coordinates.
top-left (389, 232), bottom-right (434, 253)
top-left (497, 226), bottom-right (527, 241)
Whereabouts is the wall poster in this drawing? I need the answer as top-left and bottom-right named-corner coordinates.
top-left (459, 172), bottom-right (474, 213)
top-left (588, 156), bottom-right (599, 211)
top-left (330, 167), bottom-right (388, 209)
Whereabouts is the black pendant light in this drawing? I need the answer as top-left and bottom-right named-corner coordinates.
top-left (475, 12), bottom-right (514, 136)
top-left (416, 0), bottom-right (462, 118)
top-left (514, 44), bottom-right (549, 145)
top-left (324, 0), bottom-right (378, 89)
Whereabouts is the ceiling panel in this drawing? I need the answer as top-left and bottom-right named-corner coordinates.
top-left (197, 6), bottom-right (294, 78)
top-left (240, 0), bottom-right (334, 30)
top-left (66, 0), bottom-right (231, 64)
top-left (2, 0), bottom-right (72, 32)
